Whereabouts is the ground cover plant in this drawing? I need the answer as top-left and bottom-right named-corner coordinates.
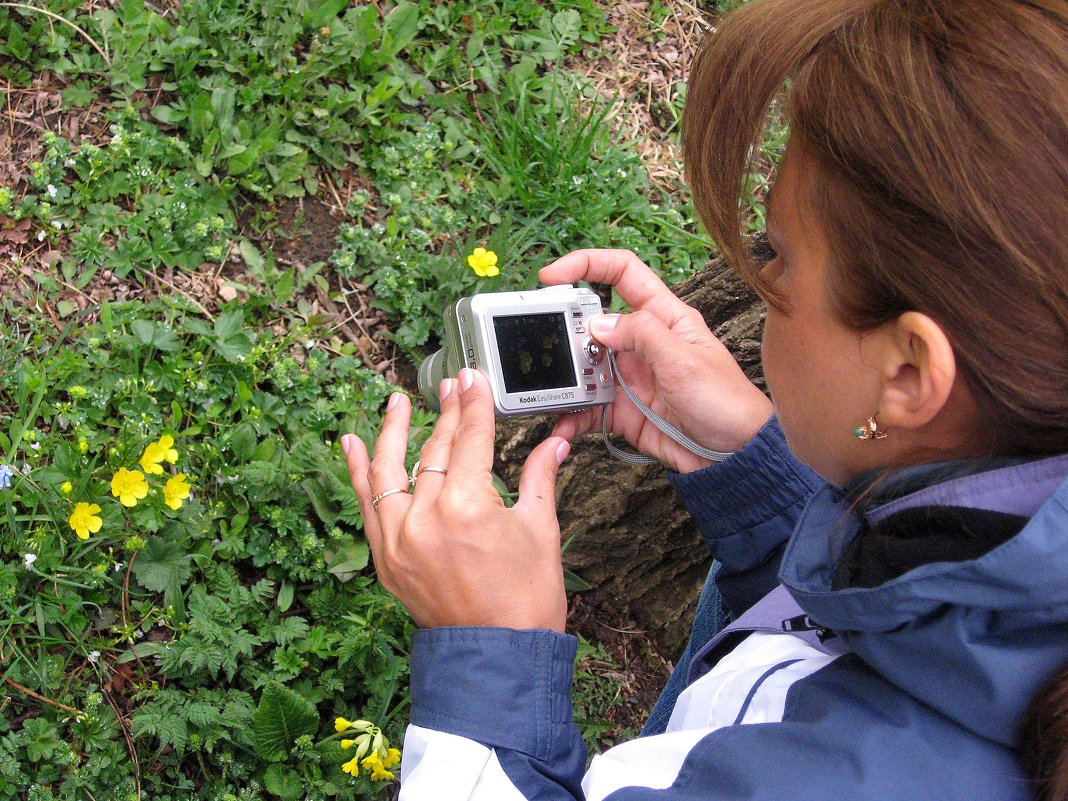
top-left (0, 0), bottom-right (775, 797)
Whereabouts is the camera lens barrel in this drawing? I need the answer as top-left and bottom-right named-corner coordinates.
top-left (417, 349), bottom-right (448, 411)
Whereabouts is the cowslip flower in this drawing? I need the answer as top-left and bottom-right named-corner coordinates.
top-left (111, 468), bottom-right (149, 507)
top-left (163, 473), bottom-right (191, 510)
top-left (139, 435), bottom-right (178, 475)
top-left (467, 247), bottom-right (499, 277)
top-left (335, 717), bottom-right (373, 733)
top-left (0, 464), bottom-right (13, 489)
top-left (337, 720), bottom-right (398, 781)
top-left (69, 502), bottom-right (103, 539)
top-left (361, 751), bottom-right (395, 781)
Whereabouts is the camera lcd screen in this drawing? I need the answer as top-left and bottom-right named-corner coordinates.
top-left (492, 312), bottom-right (577, 394)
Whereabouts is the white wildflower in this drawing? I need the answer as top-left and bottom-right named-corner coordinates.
top-left (22, 553), bottom-right (36, 569)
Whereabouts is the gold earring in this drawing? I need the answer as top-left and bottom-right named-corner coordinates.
top-left (853, 415), bottom-right (888, 440)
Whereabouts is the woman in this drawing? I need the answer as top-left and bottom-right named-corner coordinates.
top-left (342, 0), bottom-right (1068, 797)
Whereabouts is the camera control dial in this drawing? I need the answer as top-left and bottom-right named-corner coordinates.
top-left (583, 337), bottom-right (606, 366)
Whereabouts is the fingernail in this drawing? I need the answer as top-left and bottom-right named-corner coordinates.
top-left (341, 435), bottom-right (352, 455)
top-left (459, 369), bottom-right (475, 392)
top-left (590, 314), bottom-right (619, 336)
top-left (555, 440), bottom-right (571, 465)
top-left (387, 392), bottom-right (401, 411)
top-left (440, 379), bottom-right (453, 400)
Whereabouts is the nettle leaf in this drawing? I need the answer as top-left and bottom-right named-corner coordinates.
top-left (133, 537), bottom-right (193, 593)
top-left (264, 763), bottom-right (304, 801)
top-left (253, 681), bottom-right (319, 761)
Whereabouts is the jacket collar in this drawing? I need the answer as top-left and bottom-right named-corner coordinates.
top-left (780, 453), bottom-right (1068, 747)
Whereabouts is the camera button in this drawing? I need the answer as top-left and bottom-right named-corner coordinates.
top-left (585, 384), bottom-right (597, 392)
top-left (583, 338), bottom-right (606, 365)
top-left (582, 367), bottom-right (594, 376)
top-left (600, 372), bottom-right (610, 383)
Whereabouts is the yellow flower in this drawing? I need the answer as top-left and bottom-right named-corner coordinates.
top-left (110, 468), bottom-right (149, 507)
top-left (78, 440), bottom-right (89, 454)
top-left (139, 435), bottom-right (178, 475)
top-left (467, 247), bottom-right (499, 277)
top-left (381, 747), bottom-right (401, 769)
top-left (163, 473), bottom-right (191, 511)
top-left (69, 502), bottom-right (102, 540)
top-left (335, 717), bottom-right (372, 733)
top-left (341, 755), bottom-right (361, 777)
top-left (59, 481), bottom-right (73, 495)
top-left (361, 751), bottom-right (395, 782)
top-left (340, 739), bottom-right (356, 749)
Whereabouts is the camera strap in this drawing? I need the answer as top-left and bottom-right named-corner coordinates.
top-left (601, 349), bottom-right (734, 466)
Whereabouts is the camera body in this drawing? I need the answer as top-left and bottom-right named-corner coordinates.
top-left (418, 285), bottom-right (615, 417)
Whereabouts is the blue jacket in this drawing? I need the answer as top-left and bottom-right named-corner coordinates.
top-left (398, 418), bottom-right (1068, 800)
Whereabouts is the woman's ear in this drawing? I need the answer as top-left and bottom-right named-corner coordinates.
top-left (860, 311), bottom-right (957, 432)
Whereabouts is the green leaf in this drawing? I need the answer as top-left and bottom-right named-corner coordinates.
top-left (324, 539), bottom-right (369, 581)
top-left (302, 477), bottom-right (340, 526)
top-left (212, 311), bottom-right (253, 362)
top-left (264, 763), bottom-right (304, 801)
top-left (305, 0), bottom-right (349, 30)
top-left (253, 681), bottom-right (319, 761)
top-left (564, 569), bottom-right (591, 592)
top-left (381, 1), bottom-right (420, 57)
top-left (150, 104), bottom-right (184, 124)
top-left (277, 582), bottom-right (294, 613)
top-left (131, 319), bottom-right (182, 352)
top-left (230, 424), bottom-right (258, 463)
top-left (23, 718), bottom-right (63, 763)
top-left (132, 537), bottom-right (193, 593)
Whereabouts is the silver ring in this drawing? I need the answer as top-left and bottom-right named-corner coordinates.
top-left (410, 460), bottom-right (449, 483)
top-left (370, 488), bottom-right (408, 510)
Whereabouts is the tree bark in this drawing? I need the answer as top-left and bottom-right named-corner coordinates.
top-left (494, 255), bottom-right (767, 656)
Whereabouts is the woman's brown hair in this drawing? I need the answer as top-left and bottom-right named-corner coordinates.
top-left (681, 0), bottom-right (1068, 797)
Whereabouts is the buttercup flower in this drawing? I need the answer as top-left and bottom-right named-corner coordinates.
top-left (467, 247), bottom-right (499, 277)
top-left (163, 473), bottom-right (191, 510)
top-left (69, 502), bottom-right (103, 539)
top-left (111, 468), bottom-right (149, 507)
top-left (60, 481), bottom-right (73, 495)
top-left (78, 440), bottom-right (89, 454)
top-left (139, 435), bottom-right (178, 475)
top-left (0, 464), bottom-right (13, 489)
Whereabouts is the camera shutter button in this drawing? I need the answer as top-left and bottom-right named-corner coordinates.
top-left (583, 338), bottom-right (606, 365)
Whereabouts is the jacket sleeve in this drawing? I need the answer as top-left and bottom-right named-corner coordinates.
top-left (399, 627), bottom-right (586, 800)
top-left (668, 416), bottom-right (825, 617)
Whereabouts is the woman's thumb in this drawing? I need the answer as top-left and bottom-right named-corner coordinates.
top-left (517, 436), bottom-right (570, 513)
top-left (589, 309), bottom-right (674, 360)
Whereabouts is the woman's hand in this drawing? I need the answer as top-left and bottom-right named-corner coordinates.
top-left (541, 249), bottom-right (772, 473)
top-left (342, 368), bottom-right (571, 632)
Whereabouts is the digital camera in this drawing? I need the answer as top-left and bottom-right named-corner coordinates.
top-left (417, 285), bottom-right (616, 417)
